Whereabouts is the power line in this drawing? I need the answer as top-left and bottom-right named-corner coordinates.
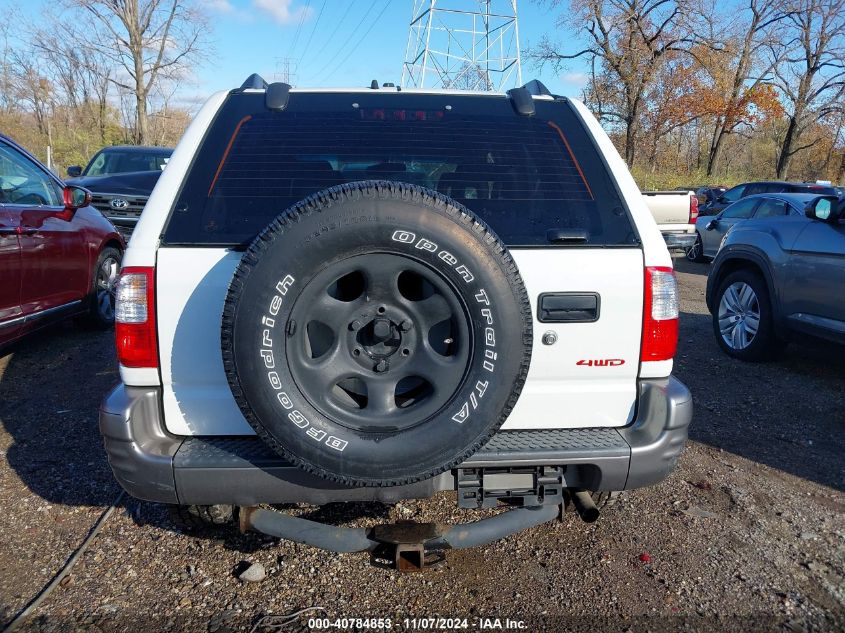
top-left (323, 0), bottom-right (392, 84)
top-left (301, 1), bottom-right (354, 74)
top-left (312, 0), bottom-right (381, 82)
top-left (298, 0), bottom-right (327, 63)
top-left (286, 0), bottom-right (312, 59)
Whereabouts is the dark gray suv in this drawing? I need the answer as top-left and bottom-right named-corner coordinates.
top-left (706, 195), bottom-right (845, 360)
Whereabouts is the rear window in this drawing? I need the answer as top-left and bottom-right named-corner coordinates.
top-left (162, 92), bottom-right (636, 247)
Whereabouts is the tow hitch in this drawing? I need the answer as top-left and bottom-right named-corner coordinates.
top-left (239, 504), bottom-right (559, 571)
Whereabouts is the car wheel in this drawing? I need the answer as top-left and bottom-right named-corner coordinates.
top-left (712, 270), bottom-right (781, 361)
top-left (82, 246), bottom-right (122, 328)
top-left (221, 181), bottom-right (532, 487)
top-left (685, 232), bottom-right (705, 262)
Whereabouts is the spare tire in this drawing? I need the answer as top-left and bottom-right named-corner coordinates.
top-left (222, 181), bottom-right (532, 487)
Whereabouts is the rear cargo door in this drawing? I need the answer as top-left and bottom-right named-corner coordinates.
top-left (502, 248), bottom-right (643, 429)
top-left (155, 92), bottom-right (644, 434)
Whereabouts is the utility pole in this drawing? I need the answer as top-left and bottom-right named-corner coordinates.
top-left (401, 0), bottom-right (522, 91)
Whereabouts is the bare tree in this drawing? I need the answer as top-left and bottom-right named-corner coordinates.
top-left (11, 53), bottom-right (53, 137)
top-left (68, 0), bottom-right (209, 144)
top-left (838, 141), bottom-right (845, 181)
top-left (692, 0), bottom-right (790, 176)
top-left (531, 0), bottom-right (694, 166)
top-left (30, 21), bottom-right (115, 144)
top-left (773, 0), bottom-right (845, 178)
top-left (0, 19), bottom-right (23, 116)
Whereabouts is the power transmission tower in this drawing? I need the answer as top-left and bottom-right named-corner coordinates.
top-left (274, 57), bottom-right (298, 85)
top-left (401, 0), bottom-right (522, 91)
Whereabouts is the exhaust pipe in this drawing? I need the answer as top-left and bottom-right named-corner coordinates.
top-left (571, 490), bottom-right (600, 523)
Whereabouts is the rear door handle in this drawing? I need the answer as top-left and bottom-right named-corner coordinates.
top-left (546, 228), bottom-right (589, 243)
top-left (538, 293), bottom-right (600, 323)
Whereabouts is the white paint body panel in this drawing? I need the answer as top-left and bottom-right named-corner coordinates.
top-left (156, 248), bottom-right (252, 435)
top-left (119, 90), bottom-right (229, 387)
top-left (155, 247), bottom-right (646, 435)
top-left (120, 92), bottom-right (675, 435)
top-left (501, 248), bottom-right (644, 429)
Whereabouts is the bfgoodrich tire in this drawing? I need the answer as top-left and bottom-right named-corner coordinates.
top-left (222, 181), bottom-right (532, 487)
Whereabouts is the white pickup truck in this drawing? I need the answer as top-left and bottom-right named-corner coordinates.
top-left (642, 190), bottom-right (699, 251)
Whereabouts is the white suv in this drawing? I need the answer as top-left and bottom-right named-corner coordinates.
top-left (100, 76), bottom-right (692, 568)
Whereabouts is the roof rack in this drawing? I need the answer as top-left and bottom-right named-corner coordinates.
top-left (506, 79), bottom-right (558, 116)
top-left (240, 73), bottom-right (268, 90)
top-left (522, 79), bottom-right (552, 97)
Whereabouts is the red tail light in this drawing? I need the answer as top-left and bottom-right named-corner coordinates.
top-left (689, 194), bottom-right (699, 223)
top-left (641, 267), bottom-right (679, 362)
top-left (115, 266), bottom-right (158, 368)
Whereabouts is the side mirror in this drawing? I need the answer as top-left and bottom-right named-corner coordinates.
top-left (805, 196), bottom-right (841, 222)
top-left (706, 219), bottom-right (718, 231)
top-left (66, 165), bottom-right (82, 178)
top-left (63, 185), bottom-right (91, 211)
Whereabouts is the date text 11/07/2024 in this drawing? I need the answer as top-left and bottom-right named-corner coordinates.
top-left (306, 617), bottom-right (528, 630)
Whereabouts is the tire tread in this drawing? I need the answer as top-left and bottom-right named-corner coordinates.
top-left (221, 181), bottom-right (533, 487)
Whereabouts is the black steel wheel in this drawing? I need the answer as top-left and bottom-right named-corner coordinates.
top-left (222, 181), bottom-right (532, 487)
top-left (286, 253), bottom-right (472, 433)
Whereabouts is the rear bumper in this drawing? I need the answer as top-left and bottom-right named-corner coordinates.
top-left (99, 377), bottom-right (692, 506)
top-left (661, 230), bottom-right (696, 250)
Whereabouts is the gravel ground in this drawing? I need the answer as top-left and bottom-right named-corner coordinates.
top-left (0, 258), bottom-right (844, 632)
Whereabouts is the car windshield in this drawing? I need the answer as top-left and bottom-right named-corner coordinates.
top-left (84, 149), bottom-right (170, 176)
top-left (722, 185), bottom-right (744, 202)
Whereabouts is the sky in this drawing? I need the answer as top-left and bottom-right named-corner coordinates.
top-left (9, 0), bottom-right (591, 109)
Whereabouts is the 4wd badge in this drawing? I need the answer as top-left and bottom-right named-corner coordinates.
top-left (577, 359), bottom-right (625, 367)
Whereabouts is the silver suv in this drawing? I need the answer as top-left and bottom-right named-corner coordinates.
top-left (706, 195), bottom-right (845, 361)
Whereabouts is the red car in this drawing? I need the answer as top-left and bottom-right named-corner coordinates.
top-left (0, 134), bottom-right (124, 349)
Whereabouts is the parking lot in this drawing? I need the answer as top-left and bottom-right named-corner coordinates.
top-left (1, 258), bottom-right (843, 632)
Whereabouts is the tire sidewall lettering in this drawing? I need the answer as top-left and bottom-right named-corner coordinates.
top-left (225, 183), bottom-right (531, 486)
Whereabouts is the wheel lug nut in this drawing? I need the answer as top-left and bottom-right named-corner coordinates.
top-left (399, 319), bottom-right (413, 332)
top-left (349, 320), bottom-right (362, 331)
top-left (374, 360), bottom-right (388, 373)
